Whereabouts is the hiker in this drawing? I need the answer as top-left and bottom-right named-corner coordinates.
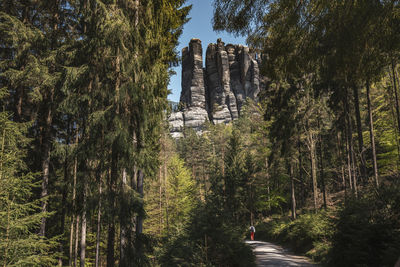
top-left (249, 225), bottom-right (256, 241)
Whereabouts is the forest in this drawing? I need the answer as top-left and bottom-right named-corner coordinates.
top-left (0, 0), bottom-right (399, 266)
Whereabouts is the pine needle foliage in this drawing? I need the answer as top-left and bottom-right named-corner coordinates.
top-left (0, 90), bottom-right (58, 266)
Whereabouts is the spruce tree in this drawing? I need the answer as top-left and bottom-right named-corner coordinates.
top-left (0, 89), bottom-right (58, 266)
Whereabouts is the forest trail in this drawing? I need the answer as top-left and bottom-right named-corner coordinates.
top-left (246, 240), bottom-right (316, 267)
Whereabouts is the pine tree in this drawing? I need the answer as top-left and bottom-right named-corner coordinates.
top-left (0, 89), bottom-right (58, 266)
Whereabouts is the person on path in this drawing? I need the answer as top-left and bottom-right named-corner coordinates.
top-left (249, 225), bottom-right (256, 241)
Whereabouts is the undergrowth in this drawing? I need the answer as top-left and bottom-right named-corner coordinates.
top-left (256, 181), bottom-right (400, 266)
top-left (256, 210), bottom-right (333, 263)
top-left (159, 203), bottom-right (256, 267)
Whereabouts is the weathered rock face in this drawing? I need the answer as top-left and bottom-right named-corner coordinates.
top-left (206, 39), bottom-right (239, 124)
top-left (180, 39), bottom-right (209, 133)
top-left (168, 111), bottom-right (184, 139)
top-left (169, 38), bottom-right (264, 137)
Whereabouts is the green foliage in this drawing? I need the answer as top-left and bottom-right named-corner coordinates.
top-left (158, 110), bottom-right (266, 266)
top-left (211, 1), bottom-right (400, 266)
top-left (0, 93), bottom-right (58, 266)
top-left (330, 184), bottom-right (400, 267)
top-left (365, 77), bottom-right (400, 176)
top-left (255, 184), bottom-right (400, 266)
top-left (1, 0), bottom-right (191, 264)
top-left (159, 203), bottom-right (256, 267)
top-left (166, 155), bottom-right (196, 236)
top-left (255, 211), bottom-right (334, 263)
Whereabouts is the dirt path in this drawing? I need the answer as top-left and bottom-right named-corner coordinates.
top-left (246, 240), bottom-right (316, 267)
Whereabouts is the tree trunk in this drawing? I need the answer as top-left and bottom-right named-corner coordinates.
top-left (165, 166), bottom-right (169, 234)
top-left (389, 62), bottom-right (400, 168)
top-left (318, 118), bottom-right (327, 209)
top-left (69, 131), bottom-right (78, 266)
top-left (107, 220), bottom-right (115, 267)
top-left (3, 194), bottom-right (11, 267)
top-left (366, 81), bottom-right (379, 187)
top-left (107, 150), bottom-right (118, 267)
top-left (59, 122), bottom-right (70, 266)
top-left (120, 169), bottom-right (128, 265)
top-left (309, 132), bottom-right (318, 211)
top-left (95, 177), bottom-right (102, 267)
top-left (345, 90), bottom-right (358, 197)
top-left (390, 61), bottom-right (400, 135)
top-left (345, 126), bottom-right (353, 192)
top-left (136, 169), bottom-right (144, 235)
top-left (388, 83), bottom-right (400, 170)
top-left (40, 0), bottom-right (58, 237)
top-left (159, 165), bottom-right (163, 235)
top-left (298, 136), bottom-right (306, 208)
top-left (80, 179), bottom-right (87, 267)
top-left (39, 127), bottom-right (51, 236)
top-left (289, 162), bottom-right (296, 220)
top-left (336, 131), bottom-right (346, 193)
top-left (352, 84), bottom-right (367, 182)
top-left (265, 158), bottom-right (271, 211)
top-left (74, 215), bottom-right (80, 267)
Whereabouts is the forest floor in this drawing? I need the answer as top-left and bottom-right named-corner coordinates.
top-left (246, 240), bottom-right (317, 267)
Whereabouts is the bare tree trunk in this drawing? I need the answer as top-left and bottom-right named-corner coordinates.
top-left (390, 61), bottom-right (400, 135)
top-left (60, 122), bottom-right (71, 266)
top-left (165, 165), bottom-right (169, 234)
top-left (136, 169), bottom-right (144, 235)
top-left (40, 0), bottom-right (58, 236)
top-left (389, 63), bottom-right (400, 169)
top-left (265, 158), bottom-right (271, 211)
top-left (111, 42), bottom-right (120, 265)
top-left (95, 178), bottom-right (102, 267)
top-left (366, 81), bottom-right (379, 187)
top-left (3, 194), bottom-right (11, 267)
top-left (353, 84), bottom-right (367, 182)
top-left (350, 129), bottom-right (358, 198)
top-left (74, 215), bottom-right (80, 267)
top-left (309, 132), bottom-right (318, 211)
top-left (107, 151), bottom-right (117, 267)
top-left (290, 162), bottom-right (296, 220)
top-left (345, 90), bottom-right (358, 197)
top-left (69, 131), bottom-right (78, 266)
top-left (80, 180), bottom-right (87, 267)
top-left (305, 87), bottom-right (318, 210)
top-left (107, 218), bottom-right (115, 267)
top-left (388, 82), bottom-right (400, 170)
top-left (298, 136), bottom-right (306, 208)
top-left (345, 127), bottom-right (353, 192)
top-left (120, 169), bottom-right (128, 265)
top-left (318, 119), bottom-right (327, 209)
top-left (135, 169), bottom-right (144, 260)
top-left (337, 131), bottom-right (346, 193)
top-left (39, 128), bottom-right (51, 236)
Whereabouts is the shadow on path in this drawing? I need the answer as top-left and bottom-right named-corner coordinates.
top-left (246, 240), bottom-right (317, 267)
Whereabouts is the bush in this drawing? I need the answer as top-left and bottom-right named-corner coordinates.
top-left (159, 203), bottom-right (256, 267)
top-left (329, 184), bottom-right (400, 267)
top-left (255, 211), bottom-right (333, 263)
top-left (255, 183), bottom-right (400, 266)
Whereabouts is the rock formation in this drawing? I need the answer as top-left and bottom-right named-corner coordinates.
top-left (169, 38), bottom-right (265, 138)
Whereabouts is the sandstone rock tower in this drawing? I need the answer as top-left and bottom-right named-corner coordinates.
top-left (169, 38), bottom-right (264, 138)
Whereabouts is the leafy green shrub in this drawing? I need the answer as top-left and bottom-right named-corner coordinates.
top-left (255, 211), bottom-right (333, 263)
top-left (329, 184), bottom-right (400, 267)
top-left (159, 203), bottom-right (256, 267)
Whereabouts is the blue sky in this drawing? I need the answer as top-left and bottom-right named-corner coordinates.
top-left (168, 0), bottom-right (247, 103)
